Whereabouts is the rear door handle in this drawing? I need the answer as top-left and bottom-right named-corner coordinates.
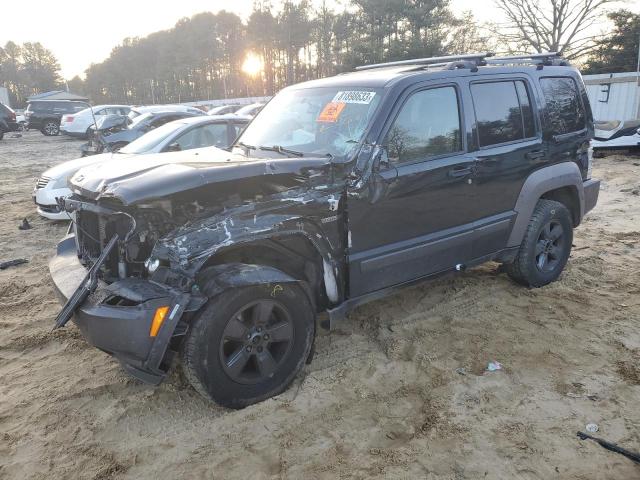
top-left (449, 166), bottom-right (473, 178)
top-left (526, 150), bottom-right (546, 161)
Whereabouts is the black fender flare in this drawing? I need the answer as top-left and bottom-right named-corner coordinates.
top-left (507, 162), bottom-right (584, 248)
top-left (195, 262), bottom-right (315, 308)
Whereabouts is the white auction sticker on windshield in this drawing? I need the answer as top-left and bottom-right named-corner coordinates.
top-left (331, 91), bottom-right (376, 104)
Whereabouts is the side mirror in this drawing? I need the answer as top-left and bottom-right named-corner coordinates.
top-left (166, 142), bottom-right (181, 152)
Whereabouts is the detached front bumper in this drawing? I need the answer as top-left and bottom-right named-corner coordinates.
top-left (49, 234), bottom-right (190, 384)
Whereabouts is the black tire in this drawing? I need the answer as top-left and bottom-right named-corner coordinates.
top-left (182, 276), bottom-right (315, 409)
top-left (506, 199), bottom-right (573, 287)
top-left (0, 130), bottom-right (4, 141)
top-left (41, 121), bottom-right (59, 136)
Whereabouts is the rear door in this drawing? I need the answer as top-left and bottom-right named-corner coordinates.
top-left (538, 76), bottom-right (589, 171)
top-left (466, 77), bottom-right (544, 258)
top-left (347, 83), bottom-right (478, 296)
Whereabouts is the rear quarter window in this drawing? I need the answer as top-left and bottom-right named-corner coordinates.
top-left (540, 77), bottom-right (586, 135)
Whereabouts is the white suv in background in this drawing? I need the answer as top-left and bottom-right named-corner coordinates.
top-left (60, 105), bottom-right (130, 139)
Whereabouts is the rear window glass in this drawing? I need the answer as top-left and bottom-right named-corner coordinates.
top-left (540, 77), bottom-right (586, 134)
top-left (471, 80), bottom-right (537, 147)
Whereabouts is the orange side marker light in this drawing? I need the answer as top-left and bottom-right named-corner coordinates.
top-left (150, 306), bottom-right (170, 337)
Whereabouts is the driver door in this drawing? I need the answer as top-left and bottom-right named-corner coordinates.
top-left (347, 84), bottom-right (478, 297)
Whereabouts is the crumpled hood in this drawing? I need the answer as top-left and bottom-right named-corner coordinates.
top-left (69, 147), bottom-right (332, 205)
top-left (42, 152), bottom-right (124, 185)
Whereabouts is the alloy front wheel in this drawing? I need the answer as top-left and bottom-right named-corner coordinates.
top-left (220, 300), bottom-right (294, 385)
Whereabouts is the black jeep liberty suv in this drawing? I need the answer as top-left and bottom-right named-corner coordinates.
top-left (50, 52), bottom-right (600, 408)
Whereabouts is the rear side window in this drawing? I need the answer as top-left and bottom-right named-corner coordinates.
top-left (540, 77), bottom-right (586, 134)
top-left (31, 102), bottom-right (52, 113)
top-left (471, 80), bottom-right (536, 147)
top-left (385, 86), bottom-right (462, 164)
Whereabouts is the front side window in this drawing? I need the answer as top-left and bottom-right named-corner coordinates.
top-left (540, 77), bottom-right (586, 134)
top-left (385, 86), bottom-right (462, 164)
top-left (172, 123), bottom-right (229, 150)
top-left (236, 86), bottom-right (382, 158)
top-left (472, 80), bottom-right (538, 147)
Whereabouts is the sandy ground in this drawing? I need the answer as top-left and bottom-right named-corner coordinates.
top-left (1, 131), bottom-right (639, 479)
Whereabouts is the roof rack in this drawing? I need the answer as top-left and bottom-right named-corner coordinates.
top-left (354, 52), bottom-right (495, 71)
top-left (353, 51), bottom-right (568, 72)
top-left (487, 52), bottom-right (569, 66)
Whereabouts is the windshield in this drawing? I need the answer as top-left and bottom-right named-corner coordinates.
top-left (119, 121), bottom-right (186, 154)
top-left (235, 87), bottom-right (382, 158)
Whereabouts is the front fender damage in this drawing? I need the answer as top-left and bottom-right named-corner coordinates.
top-left (149, 186), bottom-right (345, 305)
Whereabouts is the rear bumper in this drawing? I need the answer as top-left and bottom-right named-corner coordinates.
top-left (49, 235), bottom-right (190, 384)
top-left (583, 179), bottom-right (600, 215)
top-left (61, 129), bottom-right (87, 139)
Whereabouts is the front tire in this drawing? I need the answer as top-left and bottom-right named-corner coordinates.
top-left (182, 278), bottom-right (315, 409)
top-left (506, 199), bottom-right (573, 287)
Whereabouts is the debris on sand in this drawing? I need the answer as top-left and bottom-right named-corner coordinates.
top-left (18, 218), bottom-right (32, 230)
top-left (0, 258), bottom-right (28, 270)
top-left (486, 361), bottom-right (503, 372)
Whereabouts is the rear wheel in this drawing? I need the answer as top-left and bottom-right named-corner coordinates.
top-left (182, 276), bottom-right (315, 409)
top-left (506, 199), bottom-right (573, 287)
top-left (42, 121), bottom-right (59, 136)
top-left (0, 130), bottom-right (4, 141)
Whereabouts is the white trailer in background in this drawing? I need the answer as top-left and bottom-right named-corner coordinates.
top-left (583, 72), bottom-right (640, 150)
top-left (583, 72), bottom-right (640, 121)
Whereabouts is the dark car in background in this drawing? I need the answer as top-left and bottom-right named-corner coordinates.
top-left (82, 110), bottom-right (203, 155)
top-left (25, 100), bottom-right (90, 136)
top-left (0, 103), bottom-right (19, 140)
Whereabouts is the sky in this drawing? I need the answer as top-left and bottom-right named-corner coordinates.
top-left (0, 0), bottom-right (633, 79)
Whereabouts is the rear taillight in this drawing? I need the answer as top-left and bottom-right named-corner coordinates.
top-left (64, 115), bottom-right (74, 123)
top-left (9, 112), bottom-right (16, 121)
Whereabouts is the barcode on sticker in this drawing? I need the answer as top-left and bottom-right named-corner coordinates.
top-left (332, 91), bottom-right (376, 104)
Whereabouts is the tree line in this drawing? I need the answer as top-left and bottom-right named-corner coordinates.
top-left (77, 0), bottom-right (493, 105)
top-left (0, 41), bottom-right (62, 107)
top-left (1, 1), bottom-right (638, 107)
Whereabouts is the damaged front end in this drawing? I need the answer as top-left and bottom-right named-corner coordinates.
top-left (49, 196), bottom-right (206, 384)
top-left (49, 149), bottom-right (347, 384)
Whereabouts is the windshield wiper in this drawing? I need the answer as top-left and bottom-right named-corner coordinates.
top-left (258, 145), bottom-right (304, 157)
top-left (236, 141), bottom-right (257, 155)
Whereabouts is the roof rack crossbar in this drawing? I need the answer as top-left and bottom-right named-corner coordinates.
top-left (490, 52), bottom-right (561, 62)
top-left (355, 52), bottom-right (495, 71)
